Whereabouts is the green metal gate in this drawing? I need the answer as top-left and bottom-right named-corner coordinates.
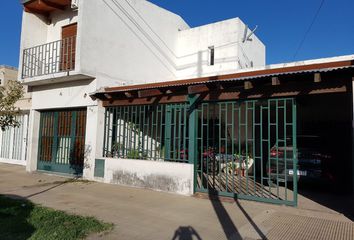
top-left (194, 98), bottom-right (298, 206)
top-left (37, 109), bottom-right (87, 175)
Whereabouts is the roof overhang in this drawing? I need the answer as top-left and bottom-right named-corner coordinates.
top-left (91, 58), bottom-right (354, 106)
top-left (23, 0), bottom-right (70, 16)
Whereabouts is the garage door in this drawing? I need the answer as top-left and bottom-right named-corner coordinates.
top-left (37, 109), bottom-right (87, 175)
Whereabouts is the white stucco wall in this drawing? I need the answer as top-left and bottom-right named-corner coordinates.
top-left (47, 9), bottom-right (78, 43)
top-left (176, 18), bottom-right (265, 79)
top-left (100, 158), bottom-right (194, 195)
top-left (30, 79), bottom-right (96, 110)
top-left (18, 12), bottom-right (48, 81)
top-left (236, 19), bottom-right (265, 69)
top-left (26, 110), bottom-right (40, 172)
top-left (83, 105), bottom-right (105, 180)
top-left (77, 1), bottom-right (265, 85)
top-left (78, 0), bottom-right (189, 87)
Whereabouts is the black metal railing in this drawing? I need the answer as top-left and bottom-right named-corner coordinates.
top-left (22, 36), bottom-right (76, 79)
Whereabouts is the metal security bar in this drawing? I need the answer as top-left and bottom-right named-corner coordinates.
top-left (103, 104), bottom-right (189, 162)
top-left (22, 36), bottom-right (76, 79)
top-left (37, 109), bottom-right (86, 175)
top-left (195, 98), bottom-right (297, 206)
top-left (0, 113), bottom-right (29, 162)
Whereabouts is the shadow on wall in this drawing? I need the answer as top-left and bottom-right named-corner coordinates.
top-left (83, 144), bottom-right (92, 170)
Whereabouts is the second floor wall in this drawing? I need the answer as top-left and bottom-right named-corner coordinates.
top-left (19, 0), bottom-right (266, 88)
top-left (19, 5), bottom-right (78, 81)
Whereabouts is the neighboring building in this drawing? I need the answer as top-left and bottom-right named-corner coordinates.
top-left (0, 65), bottom-right (32, 166)
top-left (18, 0), bottom-right (354, 207)
top-left (0, 65), bottom-right (18, 86)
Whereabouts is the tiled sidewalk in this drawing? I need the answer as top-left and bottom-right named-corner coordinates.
top-left (0, 163), bottom-right (353, 240)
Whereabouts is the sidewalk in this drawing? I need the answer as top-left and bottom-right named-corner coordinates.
top-left (0, 163), bottom-right (353, 240)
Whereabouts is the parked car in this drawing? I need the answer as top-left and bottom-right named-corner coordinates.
top-left (267, 135), bottom-right (334, 184)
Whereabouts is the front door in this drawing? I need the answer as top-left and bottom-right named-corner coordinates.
top-left (37, 109), bottom-right (87, 175)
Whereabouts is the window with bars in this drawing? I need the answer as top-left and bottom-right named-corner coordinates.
top-left (103, 103), bottom-right (189, 163)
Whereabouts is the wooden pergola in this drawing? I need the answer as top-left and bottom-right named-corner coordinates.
top-left (92, 60), bottom-right (354, 106)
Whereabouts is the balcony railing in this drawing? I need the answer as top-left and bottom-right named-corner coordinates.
top-left (22, 36), bottom-right (76, 79)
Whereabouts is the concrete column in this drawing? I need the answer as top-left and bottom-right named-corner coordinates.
top-left (26, 110), bottom-right (40, 172)
top-left (21, 113), bottom-right (30, 162)
top-left (82, 104), bottom-right (105, 180)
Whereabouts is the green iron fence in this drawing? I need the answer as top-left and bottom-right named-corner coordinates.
top-left (194, 98), bottom-right (297, 206)
top-left (102, 98), bottom-right (297, 206)
top-left (103, 103), bottom-right (189, 162)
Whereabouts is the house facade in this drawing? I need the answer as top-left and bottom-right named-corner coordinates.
top-left (18, 0), bottom-right (354, 206)
top-left (20, 0), bottom-right (265, 178)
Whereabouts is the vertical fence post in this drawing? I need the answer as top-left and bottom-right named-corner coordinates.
top-left (188, 94), bottom-right (199, 193)
top-left (164, 105), bottom-right (172, 160)
top-left (292, 99), bottom-right (298, 206)
top-left (188, 95), bottom-right (199, 165)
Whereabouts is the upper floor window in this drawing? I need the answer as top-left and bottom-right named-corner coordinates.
top-left (208, 46), bottom-right (215, 66)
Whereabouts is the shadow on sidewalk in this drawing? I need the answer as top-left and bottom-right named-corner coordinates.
top-left (208, 190), bottom-right (242, 240)
top-left (235, 199), bottom-right (267, 239)
top-left (172, 226), bottom-right (202, 240)
top-left (298, 186), bottom-right (354, 221)
top-left (25, 180), bottom-right (68, 198)
top-left (199, 190), bottom-right (267, 240)
top-left (23, 177), bottom-right (80, 199)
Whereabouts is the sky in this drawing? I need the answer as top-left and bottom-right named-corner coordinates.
top-left (1, 0), bottom-right (354, 67)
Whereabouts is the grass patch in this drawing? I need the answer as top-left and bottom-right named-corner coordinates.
top-left (0, 195), bottom-right (113, 240)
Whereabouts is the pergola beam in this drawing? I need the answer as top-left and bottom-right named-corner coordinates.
top-left (244, 81), bottom-right (253, 90)
top-left (272, 77), bottom-right (280, 86)
top-left (138, 89), bottom-right (163, 98)
top-left (188, 84), bottom-right (209, 94)
top-left (104, 93), bottom-right (113, 99)
top-left (314, 73), bottom-right (322, 83)
top-left (124, 92), bottom-right (133, 98)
